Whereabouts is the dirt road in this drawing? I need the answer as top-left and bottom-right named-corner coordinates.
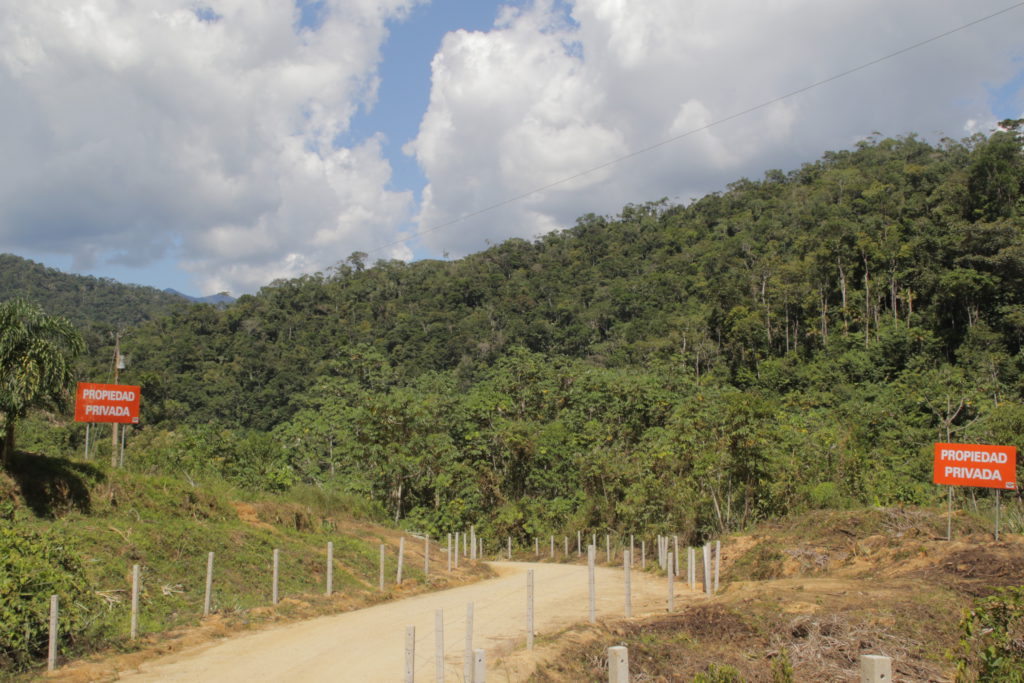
top-left (114, 560), bottom-right (701, 682)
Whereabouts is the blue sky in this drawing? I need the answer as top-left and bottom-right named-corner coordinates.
top-left (1, 0), bottom-right (1022, 296)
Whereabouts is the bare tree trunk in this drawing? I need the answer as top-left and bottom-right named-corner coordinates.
top-left (838, 258), bottom-right (849, 334)
top-left (863, 255), bottom-right (871, 347)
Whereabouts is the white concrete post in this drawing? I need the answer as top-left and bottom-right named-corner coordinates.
top-left (608, 645), bottom-right (629, 683)
top-left (667, 552), bottom-right (674, 612)
top-left (606, 534), bottom-right (611, 564)
top-left (272, 549), bottom-right (280, 604)
top-left (473, 648), bottom-right (486, 683)
top-left (455, 532), bottom-right (460, 569)
top-left (535, 537), bottom-right (539, 557)
top-left (326, 542), bottom-right (334, 596)
top-left (714, 540), bottom-right (721, 593)
top-left (448, 533), bottom-right (452, 572)
top-left (588, 545), bottom-right (597, 623)
top-left (397, 536), bottom-right (405, 584)
top-left (508, 536), bottom-right (512, 560)
top-left (564, 535), bottom-right (569, 558)
top-left (471, 526), bottom-right (476, 561)
top-left (550, 535), bottom-right (554, 559)
top-left (641, 540), bottom-right (646, 569)
top-left (630, 535), bottom-right (634, 567)
top-left (463, 530), bottom-right (467, 557)
top-left (379, 544), bottom-right (386, 591)
top-left (688, 547), bottom-right (695, 590)
top-left (48, 595), bottom-right (58, 672)
top-left (702, 543), bottom-right (712, 595)
top-left (424, 535), bottom-right (429, 578)
top-left (859, 654), bottom-right (892, 682)
top-left (577, 530), bottom-right (582, 556)
top-left (674, 536), bottom-right (679, 577)
top-left (464, 602), bottom-right (474, 683)
top-left (204, 552), bottom-right (214, 616)
top-left (624, 550), bottom-right (632, 618)
top-left (527, 569), bottom-right (535, 650)
top-left (130, 563), bottom-right (141, 639)
top-left (404, 625), bottom-right (416, 683)
top-left (435, 609), bottom-right (444, 683)
top-left (592, 532), bottom-right (597, 550)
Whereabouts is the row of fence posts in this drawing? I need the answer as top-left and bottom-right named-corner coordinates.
top-left (45, 529), bottom-right (719, 673)
top-left (402, 542), bottom-right (721, 681)
top-left (45, 533), bottom-right (458, 672)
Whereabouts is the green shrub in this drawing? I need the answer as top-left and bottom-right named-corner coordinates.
top-left (953, 585), bottom-right (1024, 682)
top-left (0, 521), bottom-right (100, 670)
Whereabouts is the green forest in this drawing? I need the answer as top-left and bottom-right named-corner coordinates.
top-left (4, 122), bottom-right (1024, 543)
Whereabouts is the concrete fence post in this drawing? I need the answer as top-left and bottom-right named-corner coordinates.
top-left (608, 645), bottom-right (629, 683)
top-left (455, 532), bottom-right (460, 569)
top-left (702, 543), bottom-right (712, 596)
top-left (473, 648), bottom-right (486, 683)
top-left (588, 544), bottom-right (597, 623)
top-left (435, 609), bottom-right (444, 683)
top-left (674, 536), bottom-right (679, 577)
top-left (550, 535), bottom-right (554, 559)
top-left (464, 602), bottom-right (474, 683)
top-left (404, 625), bottom-right (415, 683)
top-left (606, 534), bottom-right (611, 564)
top-left (535, 537), bottom-right (539, 557)
top-left (577, 530), bottom-right (582, 556)
top-left (448, 533), bottom-right (452, 572)
top-left (624, 550), bottom-right (632, 618)
top-left (397, 536), bottom-right (405, 585)
top-left (564, 535), bottom-right (569, 558)
top-left (471, 526), bottom-right (476, 561)
top-left (714, 540), bottom-right (721, 593)
top-left (667, 552), bottom-right (675, 612)
top-left (130, 563), bottom-right (141, 639)
top-left (859, 654), bottom-right (892, 682)
top-left (630, 535), bottom-right (634, 567)
top-left (527, 570), bottom-right (535, 650)
top-left (508, 536), bottom-right (512, 560)
top-left (326, 542), bottom-right (334, 596)
top-left (379, 544), bottom-right (386, 591)
top-left (463, 530), bottom-right (467, 557)
top-left (272, 549), bottom-right (280, 605)
top-left (425, 535), bottom-right (430, 577)
top-left (48, 595), bottom-right (58, 672)
top-left (641, 540), bottom-right (646, 570)
top-left (204, 552), bottom-right (214, 616)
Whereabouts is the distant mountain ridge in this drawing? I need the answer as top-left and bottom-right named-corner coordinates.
top-left (0, 253), bottom-right (191, 328)
top-left (163, 288), bottom-right (236, 305)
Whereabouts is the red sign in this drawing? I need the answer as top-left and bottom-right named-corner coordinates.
top-left (74, 383), bottom-right (140, 424)
top-left (934, 443), bottom-right (1016, 490)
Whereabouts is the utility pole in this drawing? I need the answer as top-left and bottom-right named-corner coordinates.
top-left (110, 331), bottom-right (123, 467)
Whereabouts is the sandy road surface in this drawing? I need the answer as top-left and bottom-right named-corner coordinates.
top-left (115, 561), bottom-right (702, 682)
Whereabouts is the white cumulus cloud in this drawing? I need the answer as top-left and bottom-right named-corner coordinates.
top-left (0, 0), bottom-right (417, 294)
top-left (406, 0), bottom-right (1024, 258)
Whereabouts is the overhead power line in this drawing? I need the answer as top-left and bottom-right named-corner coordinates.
top-left (370, 1), bottom-right (1024, 257)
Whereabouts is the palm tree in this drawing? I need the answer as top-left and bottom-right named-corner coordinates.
top-left (0, 298), bottom-right (84, 466)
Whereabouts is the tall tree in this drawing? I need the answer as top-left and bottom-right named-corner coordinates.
top-left (0, 299), bottom-right (84, 466)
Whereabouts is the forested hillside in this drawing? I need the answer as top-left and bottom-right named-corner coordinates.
top-left (8, 124), bottom-right (1024, 541)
